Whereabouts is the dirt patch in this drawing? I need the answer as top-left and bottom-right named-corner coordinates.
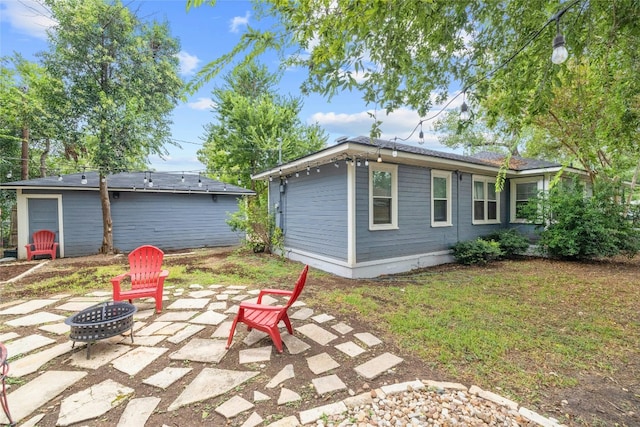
top-left (0, 250), bottom-right (638, 426)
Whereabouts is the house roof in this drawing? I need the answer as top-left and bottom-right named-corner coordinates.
top-left (252, 135), bottom-right (577, 180)
top-left (0, 171), bottom-right (255, 196)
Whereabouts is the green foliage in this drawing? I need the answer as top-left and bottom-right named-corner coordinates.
top-left (197, 61), bottom-right (327, 197)
top-left (451, 238), bottom-right (503, 266)
top-left (484, 229), bottom-right (530, 259)
top-left (227, 196), bottom-right (282, 254)
top-left (522, 179), bottom-right (640, 260)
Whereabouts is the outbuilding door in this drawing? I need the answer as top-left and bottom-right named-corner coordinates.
top-left (28, 198), bottom-right (60, 256)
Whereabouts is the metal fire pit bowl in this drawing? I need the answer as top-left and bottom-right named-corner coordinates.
top-left (65, 301), bottom-right (137, 359)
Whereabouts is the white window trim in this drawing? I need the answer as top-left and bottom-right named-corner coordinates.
top-left (431, 170), bottom-right (452, 227)
top-left (472, 175), bottom-right (501, 225)
top-left (510, 177), bottom-right (544, 223)
top-left (369, 163), bottom-right (398, 230)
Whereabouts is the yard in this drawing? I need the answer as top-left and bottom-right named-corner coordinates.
top-left (0, 248), bottom-right (638, 426)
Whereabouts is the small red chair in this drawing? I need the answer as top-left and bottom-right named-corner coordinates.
top-left (226, 265), bottom-right (309, 353)
top-left (111, 245), bottom-right (169, 313)
top-left (25, 230), bottom-right (58, 261)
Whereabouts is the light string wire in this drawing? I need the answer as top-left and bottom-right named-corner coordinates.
top-left (392, 0), bottom-right (583, 143)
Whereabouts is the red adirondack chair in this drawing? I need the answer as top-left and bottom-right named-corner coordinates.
top-left (226, 265), bottom-right (309, 353)
top-left (25, 230), bottom-right (58, 261)
top-left (111, 245), bottom-right (169, 313)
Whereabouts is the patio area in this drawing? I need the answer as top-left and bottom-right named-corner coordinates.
top-left (0, 263), bottom-right (559, 426)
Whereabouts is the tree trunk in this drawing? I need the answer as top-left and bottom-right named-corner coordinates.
top-left (21, 125), bottom-right (29, 180)
top-left (99, 173), bottom-right (114, 254)
top-left (40, 139), bottom-right (50, 177)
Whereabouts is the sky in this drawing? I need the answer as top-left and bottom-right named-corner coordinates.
top-left (0, 0), bottom-right (464, 173)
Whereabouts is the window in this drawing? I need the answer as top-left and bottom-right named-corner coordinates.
top-left (473, 176), bottom-right (500, 224)
top-left (510, 179), bottom-right (542, 222)
top-left (369, 163), bottom-right (397, 230)
top-left (431, 170), bottom-right (452, 227)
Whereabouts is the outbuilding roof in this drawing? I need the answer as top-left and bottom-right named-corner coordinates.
top-left (0, 171), bottom-right (255, 195)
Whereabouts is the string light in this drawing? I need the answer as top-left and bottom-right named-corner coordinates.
top-left (306, 165), bottom-right (310, 175)
top-left (198, 172), bottom-right (202, 188)
top-left (58, 174), bottom-right (63, 181)
top-left (148, 172), bottom-right (153, 188)
top-left (181, 172), bottom-right (185, 183)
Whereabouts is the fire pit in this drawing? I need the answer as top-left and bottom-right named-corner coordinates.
top-left (65, 301), bottom-right (137, 359)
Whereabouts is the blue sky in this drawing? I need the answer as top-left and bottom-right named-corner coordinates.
top-left (0, 0), bottom-right (462, 173)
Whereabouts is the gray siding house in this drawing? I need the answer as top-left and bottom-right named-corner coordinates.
top-left (253, 136), bottom-right (586, 278)
top-left (1, 172), bottom-right (254, 259)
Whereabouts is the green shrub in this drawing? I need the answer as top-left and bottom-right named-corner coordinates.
top-left (227, 197), bottom-right (283, 254)
top-left (452, 238), bottom-right (503, 265)
top-left (521, 179), bottom-right (640, 260)
top-left (484, 229), bottom-right (530, 258)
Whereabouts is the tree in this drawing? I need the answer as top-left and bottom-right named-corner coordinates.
top-left (42, 0), bottom-right (183, 254)
top-left (187, 0), bottom-right (640, 185)
top-left (197, 62), bottom-right (327, 198)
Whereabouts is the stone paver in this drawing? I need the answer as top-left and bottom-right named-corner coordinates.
top-left (311, 313), bottom-right (335, 323)
top-left (155, 321), bottom-right (189, 335)
top-left (144, 366), bottom-right (193, 389)
top-left (130, 335), bottom-right (167, 346)
top-left (215, 395), bottom-right (254, 419)
top-left (136, 321), bottom-right (172, 336)
top-left (5, 334), bottom-right (55, 357)
top-left (331, 322), bottom-right (353, 335)
top-left (54, 301), bottom-right (100, 311)
top-left (354, 352), bottom-right (404, 380)
top-left (112, 346), bottom-right (168, 376)
top-left (168, 367), bottom-right (259, 411)
top-left (117, 396), bottom-right (161, 427)
top-left (277, 388), bottom-right (301, 405)
top-left (212, 320), bottom-right (234, 338)
top-left (239, 346), bottom-right (272, 364)
top-left (335, 341), bottom-right (366, 358)
top-left (281, 333), bottom-right (311, 354)
top-left (307, 352), bottom-right (340, 374)
top-left (57, 379), bottom-right (134, 426)
top-left (265, 416), bottom-right (300, 426)
top-left (169, 338), bottom-right (228, 363)
top-left (0, 370), bottom-right (87, 425)
top-left (5, 311), bottom-right (66, 327)
top-left (9, 342), bottom-right (73, 377)
top-left (189, 310), bottom-right (228, 325)
top-left (208, 301), bottom-right (227, 311)
top-left (167, 298), bottom-right (210, 310)
top-left (189, 290), bottom-right (216, 298)
top-left (241, 412), bottom-right (264, 427)
top-left (253, 391), bottom-right (270, 402)
top-left (155, 311), bottom-right (199, 322)
top-left (0, 299), bottom-right (56, 315)
top-left (243, 329), bottom-right (268, 346)
top-left (295, 323), bottom-right (338, 345)
top-left (354, 332), bottom-right (382, 347)
top-left (167, 324), bottom-right (205, 344)
top-left (299, 401), bottom-right (348, 425)
top-left (38, 322), bottom-right (70, 335)
top-left (0, 332), bottom-right (19, 342)
top-left (290, 307), bottom-right (314, 320)
top-left (266, 363), bottom-right (294, 388)
top-left (312, 374), bottom-right (347, 395)
top-left (70, 343), bottom-right (132, 369)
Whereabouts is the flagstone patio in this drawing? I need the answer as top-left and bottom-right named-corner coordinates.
top-left (0, 271), bottom-right (560, 426)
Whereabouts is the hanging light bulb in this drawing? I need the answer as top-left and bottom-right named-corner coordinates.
top-left (334, 160), bottom-right (339, 168)
top-left (269, 175), bottom-right (273, 182)
top-left (143, 173), bottom-right (148, 184)
top-left (365, 158), bottom-right (369, 167)
top-left (419, 122), bottom-right (425, 145)
top-left (295, 171), bottom-right (299, 177)
top-left (58, 174), bottom-right (63, 181)
top-left (460, 101), bottom-right (470, 121)
top-left (551, 24), bottom-right (568, 64)
top-left (223, 184), bottom-right (227, 191)
top-left (6, 170), bottom-right (12, 179)
top-left (81, 173), bottom-right (87, 185)
top-left (237, 178), bottom-right (242, 186)
top-left (306, 165), bottom-right (310, 175)
top-left (198, 172), bottom-right (202, 188)
top-left (377, 151), bottom-right (382, 163)
top-left (356, 159), bottom-right (362, 167)
top-left (181, 173), bottom-right (185, 183)
top-left (392, 146), bottom-right (398, 158)
top-left (148, 177), bottom-right (153, 188)
top-left (316, 166), bottom-right (320, 173)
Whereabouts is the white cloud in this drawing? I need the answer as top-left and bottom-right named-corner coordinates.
top-left (177, 51), bottom-right (200, 76)
top-left (187, 97), bottom-right (216, 111)
top-left (1, 0), bottom-right (57, 40)
top-left (229, 11), bottom-right (250, 33)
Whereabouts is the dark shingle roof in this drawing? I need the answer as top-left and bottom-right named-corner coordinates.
top-left (346, 136), bottom-right (561, 171)
top-left (0, 171), bottom-right (254, 195)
